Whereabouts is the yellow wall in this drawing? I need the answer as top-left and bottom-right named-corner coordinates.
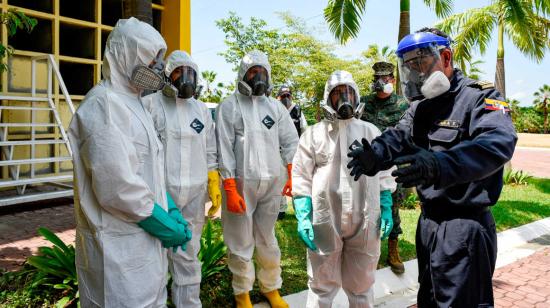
top-left (1, 0), bottom-right (191, 180)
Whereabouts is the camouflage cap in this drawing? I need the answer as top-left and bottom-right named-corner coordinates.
top-left (277, 85), bottom-right (292, 97)
top-left (372, 61), bottom-right (395, 76)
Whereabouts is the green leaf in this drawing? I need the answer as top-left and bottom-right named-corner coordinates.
top-left (423, 0), bottom-right (454, 17)
top-left (55, 296), bottom-right (71, 308)
top-left (38, 227), bottom-right (72, 255)
top-left (324, 0), bottom-right (367, 44)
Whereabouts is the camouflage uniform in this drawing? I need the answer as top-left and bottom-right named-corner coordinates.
top-left (360, 92), bottom-right (409, 240)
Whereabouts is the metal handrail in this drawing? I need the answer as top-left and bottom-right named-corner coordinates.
top-left (31, 54), bottom-right (76, 115)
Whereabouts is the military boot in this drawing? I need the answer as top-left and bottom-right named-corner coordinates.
top-left (387, 238), bottom-right (405, 274)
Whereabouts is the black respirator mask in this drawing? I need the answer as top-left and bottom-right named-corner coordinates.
top-left (330, 85), bottom-right (358, 119)
top-left (238, 66), bottom-right (270, 97)
top-left (280, 95), bottom-right (291, 107)
top-left (162, 66), bottom-right (197, 99)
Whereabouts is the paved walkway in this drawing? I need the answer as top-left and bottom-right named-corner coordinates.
top-left (0, 204), bottom-right (75, 271)
top-left (511, 146), bottom-right (550, 178)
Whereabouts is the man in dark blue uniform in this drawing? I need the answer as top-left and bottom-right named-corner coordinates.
top-left (347, 28), bottom-right (517, 307)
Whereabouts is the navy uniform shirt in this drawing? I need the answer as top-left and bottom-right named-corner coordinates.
top-left (372, 69), bottom-right (517, 209)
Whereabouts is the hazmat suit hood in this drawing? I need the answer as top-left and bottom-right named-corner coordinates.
top-left (321, 70), bottom-right (363, 120)
top-left (236, 50), bottom-right (273, 96)
top-left (162, 50), bottom-right (200, 99)
top-left (101, 17), bottom-right (167, 95)
top-left (164, 50), bottom-right (199, 78)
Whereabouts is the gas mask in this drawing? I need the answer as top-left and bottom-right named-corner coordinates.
top-left (328, 85), bottom-right (363, 120)
top-left (280, 95), bottom-right (291, 108)
top-left (162, 66), bottom-right (197, 99)
top-left (130, 53), bottom-right (166, 91)
top-left (370, 78), bottom-right (394, 94)
top-left (398, 45), bottom-right (451, 100)
top-left (238, 65), bottom-right (271, 97)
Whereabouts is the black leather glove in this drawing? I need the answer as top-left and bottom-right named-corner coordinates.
top-left (347, 138), bottom-right (382, 181)
top-left (391, 146), bottom-right (440, 188)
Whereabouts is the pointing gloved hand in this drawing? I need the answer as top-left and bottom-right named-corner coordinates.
top-left (391, 145), bottom-right (440, 188)
top-left (293, 196), bottom-right (317, 251)
top-left (137, 203), bottom-right (192, 253)
top-left (223, 178), bottom-right (247, 214)
top-left (207, 170), bottom-right (223, 218)
top-left (282, 164), bottom-right (293, 197)
top-left (347, 138), bottom-right (382, 181)
top-left (379, 190), bottom-right (393, 240)
top-left (166, 192), bottom-right (192, 252)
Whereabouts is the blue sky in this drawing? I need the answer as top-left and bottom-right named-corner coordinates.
top-left (191, 0), bottom-right (549, 106)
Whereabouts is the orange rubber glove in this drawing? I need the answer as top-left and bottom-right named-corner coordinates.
top-left (282, 164), bottom-right (293, 197)
top-left (222, 178), bottom-right (246, 214)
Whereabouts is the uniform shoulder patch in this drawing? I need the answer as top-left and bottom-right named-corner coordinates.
top-left (484, 98), bottom-right (510, 113)
top-left (469, 80), bottom-right (494, 90)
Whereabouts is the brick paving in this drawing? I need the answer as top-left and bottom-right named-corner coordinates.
top-left (493, 247), bottom-right (550, 307)
top-left (0, 204), bottom-right (75, 271)
top-left (511, 147), bottom-right (550, 178)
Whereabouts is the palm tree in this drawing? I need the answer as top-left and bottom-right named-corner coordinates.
top-left (324, 0), bottom-right (453, 43)
top-left (362, 44), bottom-right (397, 65)
top-left (437, 1), bottom-right (550, 99)
top-left (122, 0), bottom-right (152, 25)
top-left (462, 59), bottom-right (484, 80)
top-left (534, 84), bottom-right (550, 133)
top-left (324, 0), bottom-right (453, 95)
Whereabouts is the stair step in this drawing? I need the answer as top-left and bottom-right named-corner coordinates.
top-left (0, 95), bottom-right (49, 102)
top-left (0, 140), bottom-right (66, 146)
top-left (0, 189), bottom-right (73, 207)
top-left (0, 174), bottom-right (73, 188)
top-left (0, 156), bottom-right (72, 166)
top-left (0, 123), bottom-right (56, 128)
top-left (0, 106), bottom-right (53, 111)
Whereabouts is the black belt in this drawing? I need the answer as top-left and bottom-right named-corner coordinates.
top-left (421, 205), bottom-right (490, 223)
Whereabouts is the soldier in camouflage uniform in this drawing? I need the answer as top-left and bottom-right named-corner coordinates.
top-left (360, 61), bottom-right (409, 274)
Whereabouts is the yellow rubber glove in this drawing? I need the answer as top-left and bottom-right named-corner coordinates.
top-left (207, 170), bottom-right (222, 217)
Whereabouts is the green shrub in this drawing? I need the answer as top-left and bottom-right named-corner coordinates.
top-left (401, 193), bottom-right (420, 210)
top-left (503, 169), bottom-right (532, 185)
top-left (199, 220), bottom-right (227, 282)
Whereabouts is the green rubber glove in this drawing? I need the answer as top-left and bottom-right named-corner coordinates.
top-left (293, 196), bottom-right (317, 251)
top-left (166, 192), bottom-right (192, 252)
top-left (380, 190), bottom-right (394, 240)
top-left (138, 203), bottom-right (191, 251)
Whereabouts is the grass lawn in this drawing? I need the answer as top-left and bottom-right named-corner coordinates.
top-left (200, 177), bottom-right (550, 306)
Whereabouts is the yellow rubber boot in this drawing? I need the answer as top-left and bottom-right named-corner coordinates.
top-left (235, 292), bottom-right (253, 308)
top-left (262, 290), bottom-right (289, 308)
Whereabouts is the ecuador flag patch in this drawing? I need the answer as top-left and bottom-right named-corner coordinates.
top-left (484, 98), bottom-right (510, 113)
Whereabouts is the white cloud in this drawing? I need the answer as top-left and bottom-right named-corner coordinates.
top-left (515, 79), bottom-right (524, 85)
top-left (509, 91), bottom-right (527, 100)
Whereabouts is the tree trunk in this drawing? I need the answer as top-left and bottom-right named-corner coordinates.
top-left (396, 0), bottom-right (410, 96)
top-left (122, 0), bottom-right (153, 25)
top-left (495, 20), bottom-right (506, 98)
top-left (544, 99), bottom-right (548, 134)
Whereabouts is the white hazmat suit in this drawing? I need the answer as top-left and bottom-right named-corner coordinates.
top-left (216, 50), bottom-right (299, 295)
top-left (292, 71), bottom-right (397, 308)
top-left (142, 50), bottom-right (217, 308)
top-left (68, 18), bottom-right (169, 307)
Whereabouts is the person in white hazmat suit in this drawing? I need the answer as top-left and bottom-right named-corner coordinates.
top-left (68, 18), bottom-right (192, 307)
top-left (292, 70), bottom-right (397, 308)
top-left (216, 50), bottom-right (299, 308)
top-left (142, 50), bottom-right (222, 308)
